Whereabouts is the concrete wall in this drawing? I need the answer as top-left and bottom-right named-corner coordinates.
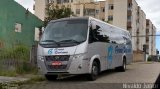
top-left (34, 0), bottom-right (46, 21)
top-left (0, 0), bottom-right (43, 48)
top-left (133, 51), bottom-right (145, 62)
top-left (131, 0), bottom-right (138, 51)
top-left (113, 0), bottom-right (128, 30)
top-left (105, 0), bottom-right (128, 29)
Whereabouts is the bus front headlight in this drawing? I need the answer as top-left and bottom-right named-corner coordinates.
top-left (38, 56), bottom-right (45, 62)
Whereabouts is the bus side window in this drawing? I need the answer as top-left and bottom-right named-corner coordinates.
top-left (89, 21), bottom-right (110, 43)
top-left (92, 25), bottom-right (100, 40)
top-left (89, 22), bottom-right (100, 43)
top-left (89, 26), bottom-right (96, 43)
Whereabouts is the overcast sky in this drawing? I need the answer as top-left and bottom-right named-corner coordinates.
top-left (136, 0), bottom-right (160, 32)
top-left (14, 0), bottom-right (34, 13)
top-left (14, 0), bottom-right (160, 51)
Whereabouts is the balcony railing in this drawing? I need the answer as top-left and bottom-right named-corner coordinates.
top-left (136, 31), bottom-right (139, 34)
top-left (146, 20), bottom-right (149, 25)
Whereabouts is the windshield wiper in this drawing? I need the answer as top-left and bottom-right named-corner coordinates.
top-left (40, 40), bottom-right (60, 45)
top-left (59, 39), bottom-right (81, 44)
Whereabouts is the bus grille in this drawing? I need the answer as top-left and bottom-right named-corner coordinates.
top-left (45, 55), bottom-right (70, 61)
top-left (45, 55), bottom-right (70, 71)
top-left (47, 65), bottom-right (67, 71)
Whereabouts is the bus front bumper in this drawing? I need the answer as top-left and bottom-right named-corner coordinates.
top-left (37, 56), bottom-right (90, 75)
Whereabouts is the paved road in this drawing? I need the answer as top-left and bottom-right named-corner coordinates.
top-left (3, 62), bottom-right (160, 89)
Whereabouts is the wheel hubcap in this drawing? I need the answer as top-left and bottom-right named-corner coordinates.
top-left (123, 61), bottom-right (126, 69)
top-left (92, 65), bottom-right (98, 76)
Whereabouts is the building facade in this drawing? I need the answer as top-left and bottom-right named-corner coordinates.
top-left (0, 0), bottom-right (43, 48)
top-left (104, 0), bottom-right (147, 52)
top-left (74, 1), bottom-right (105, 21)
top-left (34, 0), bottom-right (95, 21)
top-left (34, 0), bottom-right (47, 21)
top-left (136, 6), bottom-right (146, 51)
top-left (146, 19), bottom-right (156, 55)
top-left (34, 0), bottom-right (156, 56)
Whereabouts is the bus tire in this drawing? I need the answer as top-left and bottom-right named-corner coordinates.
top-left (120, 58), bottom-right (126, 72)
top-left (45, 74), bottom-right (58, 80)
top-left (87, 61), bottom-right (99, 81)
top-left (116, 58), bottom-right (126, 72)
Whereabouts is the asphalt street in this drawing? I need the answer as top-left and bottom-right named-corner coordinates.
top-left (2, 62), bottom-right (160, 89)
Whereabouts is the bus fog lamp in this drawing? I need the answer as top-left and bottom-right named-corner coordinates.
top-left (72, 54), bottom-right (84, 60)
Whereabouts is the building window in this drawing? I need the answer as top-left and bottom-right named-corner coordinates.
top-left (108, 15), bottom-right (113, 21)
top-left (128, 3), bottom-right (132, 10)
top-left (76, 9), bottom-right (80, 14)
top-left (128, 3), bottom-right (132, 8)
top-left (101, 7), bottom-right (105, 12)
top-left (47, 0), bottom-right (54, 3)
top-left (57, 0), bottom-right (61, 4)
top-left (127, 16), bottom-right (132, 21)
top-left (85, 9), bottom-right (95, 16)
top-left (109, 4), bottom-right (114, 10)
top-left (96, 10), bottom-right (99, 14)
top-left (15, 23), bottom-right (22, 32)
top-left (64, 0), bottom-right (69, 3)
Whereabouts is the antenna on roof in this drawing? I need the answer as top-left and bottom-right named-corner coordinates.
top-left (25, 8), bottom-right (29, 15)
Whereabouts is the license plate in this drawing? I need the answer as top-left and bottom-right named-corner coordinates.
top-left (52, 61), bottom-right (62, 66)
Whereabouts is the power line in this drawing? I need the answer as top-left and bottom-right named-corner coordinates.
top-left (132, 35), bottom-right (160, 37)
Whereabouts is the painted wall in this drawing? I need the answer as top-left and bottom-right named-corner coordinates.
top-left (0, 0), bottom-right (43, 48)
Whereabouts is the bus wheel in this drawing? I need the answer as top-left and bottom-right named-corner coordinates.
top-left (87, 61), bottom-right (99, 81)
top-left (116, 59), bottom-right (126, 72)
top-left (45, 74), bottom-right (58, 80)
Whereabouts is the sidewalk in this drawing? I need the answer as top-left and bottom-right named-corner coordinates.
top-left (0, 76), bottom-right (29, 83)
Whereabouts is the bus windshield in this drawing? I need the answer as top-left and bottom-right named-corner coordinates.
top-left (40, 19), bottom-right (88, 47)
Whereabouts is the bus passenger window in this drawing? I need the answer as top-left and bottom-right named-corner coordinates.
top-left (89, 26), bottom-right (97, 43)
top-left (92, 25), bottom-right (101, 40)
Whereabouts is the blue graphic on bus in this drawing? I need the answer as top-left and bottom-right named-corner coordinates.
top-left (107, 46), bottom-right (113, 67)
top-left (48, 49), bottom-right (53, 55)
top-left (115, 46), bottom-right (132, 54)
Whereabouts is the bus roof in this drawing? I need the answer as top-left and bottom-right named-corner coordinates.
top-left (49, 17), bottom-right (89, 23)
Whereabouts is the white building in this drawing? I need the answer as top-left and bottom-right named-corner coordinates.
top-left (146, 19), bottom-right (156, 55)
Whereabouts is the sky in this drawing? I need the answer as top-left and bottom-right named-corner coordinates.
top-left (15, 0), bottom-right (160, 51)
top-left (136, 0), bottom-right (160, 52)
top-left (14, 0), bottom-right (34, 13)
